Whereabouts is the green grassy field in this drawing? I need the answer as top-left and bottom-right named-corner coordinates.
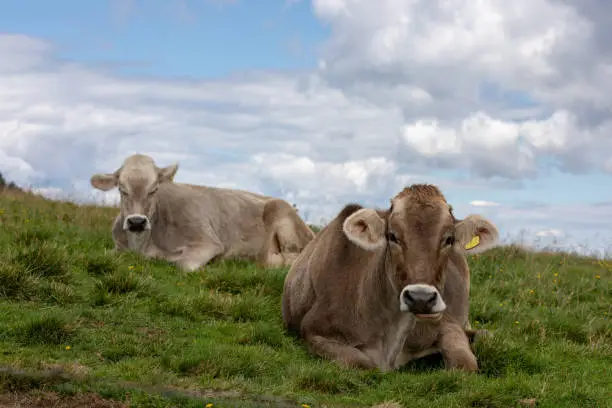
top-left (0, 190), bottom-right (610, 408)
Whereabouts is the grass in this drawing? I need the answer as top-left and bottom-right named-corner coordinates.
top-left (0, 189), bottom-right (610, 407)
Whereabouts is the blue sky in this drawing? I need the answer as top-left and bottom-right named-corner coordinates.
top-left (1, 0), bottom-right (612, 256)
top-left (0, 0), bottom-right (326, 76)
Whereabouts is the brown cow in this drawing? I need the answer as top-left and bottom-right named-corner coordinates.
top-left (90, 154), bottom-right (313, 271)
top-left (282, 184), bottom-right (499, 372)
top-left (258, 198), bottom-right (316, 268)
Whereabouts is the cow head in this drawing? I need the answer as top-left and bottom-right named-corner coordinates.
top-left (342, 184), bottom-right (498, 321)
top-left (90, 154), bottom-right (179, 233)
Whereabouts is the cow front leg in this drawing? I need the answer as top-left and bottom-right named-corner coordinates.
top-left (437, 322), bottom-right (479, 372)
top-left (305, 334), bottom-right (378, 370)
top-left (110, 216), bottom-right (129, 253)
top-left (174, 243), bottom-right (223, 272)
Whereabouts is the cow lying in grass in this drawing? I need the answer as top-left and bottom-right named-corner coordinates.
top-left (282, 184), bottom-right (499, 372)
top-left (90, 154), bottom-right (313, 271)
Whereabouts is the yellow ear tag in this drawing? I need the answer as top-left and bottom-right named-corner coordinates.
top-left (465, 235), bottom-right (480, 250)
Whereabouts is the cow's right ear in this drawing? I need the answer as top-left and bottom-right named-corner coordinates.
top-left (90, 173), bottom-right (118, 191)
top-left (342, 208), bottom-right (386, 251)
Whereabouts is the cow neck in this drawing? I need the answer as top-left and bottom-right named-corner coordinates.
top-left (148, 186), bottom-right (176, 241)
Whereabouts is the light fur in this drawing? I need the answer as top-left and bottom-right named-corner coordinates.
top-left (257, 198), bottom-right (315, 268)
top-left (91, 154), bottom-right (313, 272)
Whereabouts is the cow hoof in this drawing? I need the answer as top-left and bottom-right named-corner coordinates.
top-left (473, 329), bottom-right (492, 341)
top-left (465, 328), bottom-right (492, 344)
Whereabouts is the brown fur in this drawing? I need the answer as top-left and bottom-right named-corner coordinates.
top-left (90, 154), bottom-right (312, 272)
top-left (257, 198), bottom-right (315, 268)
top-left (282, 184), bottom-right (499, 372)
top-left (393, 183), bottom-right (447, 203)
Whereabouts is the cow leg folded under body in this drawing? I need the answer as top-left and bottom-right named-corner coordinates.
top-left (305, 334), bottom-right (377, 370)
top-left (172, 243), bottom-right (223, 272)
top-left (437, 322), bottom-right (479, 372)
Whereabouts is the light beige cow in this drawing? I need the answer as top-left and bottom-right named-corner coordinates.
top-left (90, 154), bottom-right (312, 271)
top-left (282, 184), bottom-right (499, 372)
top-left (258, 198), bottom-right (316, 268)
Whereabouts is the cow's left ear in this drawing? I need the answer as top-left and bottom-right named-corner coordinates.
top-left (158, 163), bottom-right (179, 183)
top-left (455, 215), bottom-right (499, 254)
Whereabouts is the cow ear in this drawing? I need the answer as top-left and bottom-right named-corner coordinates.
top-left (455, 215), bottom-right (499, 254)
top-left (343, 208), bottom-right (386, 251)
top-left (158, 163), bottom-right (179, 183)
top-left (90, 173), bottom-right (118, 191)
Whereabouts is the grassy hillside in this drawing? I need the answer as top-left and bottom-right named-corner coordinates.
top-left (0, 190), bottom-right (610, 408)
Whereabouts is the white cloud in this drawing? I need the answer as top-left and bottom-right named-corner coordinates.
top-left (314, 0), bottom-right (612, 176)
top-left (535, 228), bottom-right (565, 237)
top-left (470, 200), bottom-right (501, 207)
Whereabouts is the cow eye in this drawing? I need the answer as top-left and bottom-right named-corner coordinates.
top-left (444, 236), bottom-right (455, 247)
top-left (387, 232), bottom-right (400, 244)
top-left (119, 189), bottom-right (127, 197)
top-left (148, 188), bottom-right (158, 196)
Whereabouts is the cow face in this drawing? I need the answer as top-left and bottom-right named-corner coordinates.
top-left (90, 154), bottom-right (178, 233)
top-left (342, 184), bottom-right (499, 322)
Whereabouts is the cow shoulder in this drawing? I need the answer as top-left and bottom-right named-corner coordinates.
top-left (294, 203), bottom-right (384, 340)
top-left (304, 203), bottom-right (377, 290)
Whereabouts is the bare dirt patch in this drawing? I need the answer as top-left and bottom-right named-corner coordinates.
top-left (0, 391), bottom-right (126, 408)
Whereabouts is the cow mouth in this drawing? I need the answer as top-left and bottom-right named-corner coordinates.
top-left (414, 312), bottom-right (442, 321)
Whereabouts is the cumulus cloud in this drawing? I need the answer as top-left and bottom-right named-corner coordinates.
top-left (0, 34), bottom-right (410, 222)
top-left (314, 0), bottom-right (612, 177)
top-left (2, 0), bottom-right (612, 256)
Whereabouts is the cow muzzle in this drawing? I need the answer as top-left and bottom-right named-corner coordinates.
top-left (123, 214), bottom-right (151, 233)
top-left (399, 284), bottom-right (446, 321)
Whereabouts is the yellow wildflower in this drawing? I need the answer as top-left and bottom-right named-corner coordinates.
top-left (65, 346), bottom-right (71, 350)
top-left (206, 404), bottom-right (213, 408)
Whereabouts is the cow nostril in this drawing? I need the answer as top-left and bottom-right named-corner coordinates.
top-left (425, 291), bottom-right (437, 306)
top-left (402, 290), bottom-right (414, 304)
top-left (127, 217), bottom-right (147, 231)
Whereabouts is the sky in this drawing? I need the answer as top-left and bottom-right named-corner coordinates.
top-left (1, 0), bottom-right (612, 257)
